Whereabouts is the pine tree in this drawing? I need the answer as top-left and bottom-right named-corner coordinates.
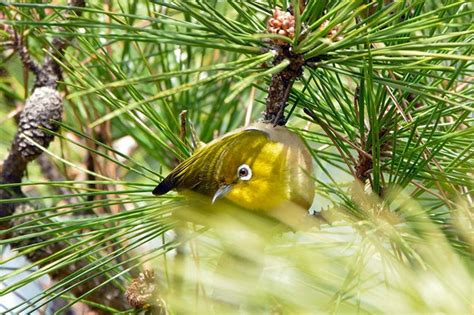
top-left (0, 1), bottom-right (472, 313)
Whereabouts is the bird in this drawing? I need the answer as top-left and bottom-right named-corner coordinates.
top-left (153, 122), bottom-right (315, 215)
top-left (153, 123), bottom-right (316, 300)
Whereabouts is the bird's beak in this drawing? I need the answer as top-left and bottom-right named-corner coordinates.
top-left (212, 184), bottom-right (233, 204)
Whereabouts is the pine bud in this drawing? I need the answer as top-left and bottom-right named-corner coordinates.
top-left (267, 9), bottom-right (295, 44)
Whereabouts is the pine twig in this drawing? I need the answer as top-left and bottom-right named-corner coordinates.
top-left (0, 1), bottom-right (130, 312)
top-left (263, 45), bottom-right (305, 126)
top-left (263, 8), bottom-right (305, 126)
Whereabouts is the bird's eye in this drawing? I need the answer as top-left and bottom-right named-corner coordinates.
top-left (237, 164), bottom-right (252, 181)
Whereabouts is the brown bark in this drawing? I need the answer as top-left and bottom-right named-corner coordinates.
top-left (263, 45), bottom-right (305, 126)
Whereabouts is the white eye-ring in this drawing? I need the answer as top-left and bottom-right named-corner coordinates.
top-left (237, 164), bottom-right (252, 181)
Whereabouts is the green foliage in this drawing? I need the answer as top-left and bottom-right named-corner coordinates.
top-left (0, 0), bottom-right (472, 314)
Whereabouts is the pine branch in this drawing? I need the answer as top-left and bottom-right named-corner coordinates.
top-left (264, 45), bottom-right (305, 125)
top-left (0, 1), bottom-right (130, 312)
top-left (263, 8), bottom-right (305, 126)
top-left (1, 0), bottom-right (84, 225)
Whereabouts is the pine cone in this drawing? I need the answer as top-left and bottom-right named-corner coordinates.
top-left (267, 9), bottom-right (295, 44)
top-left (15, 86), bottom-right (63, 161)
top-left (125, 270), bottom-right (157, 308)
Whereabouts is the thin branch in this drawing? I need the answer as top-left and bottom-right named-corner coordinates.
top-left (263, 45), bottom-right (305, 125)
top-left (263, 8), bottom-right (305, 126)
top-left (0, 1), bottom-right (130, 312)
top-left (179, 110), bottom-right (187, 142)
